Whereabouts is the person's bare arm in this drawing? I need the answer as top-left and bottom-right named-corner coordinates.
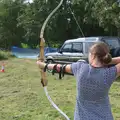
top-left (115, 63), bottom-right (120, 77)
top-left (37, 61), bottom-right (72, 74)
top-left (64, 64), bottom-right (72, 74)
top-left (108, 57), bottom-right (120, 77)
top-left (109, 57), bottom-right (120, 65)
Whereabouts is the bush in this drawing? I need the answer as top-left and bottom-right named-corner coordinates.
top-left (0, 51), bottom-right (13, 60)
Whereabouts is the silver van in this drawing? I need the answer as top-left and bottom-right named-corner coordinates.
top-left (45, 36), bottom-right (120, 64)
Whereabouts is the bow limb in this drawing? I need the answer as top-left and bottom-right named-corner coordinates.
top-left (39, 0), bottom-right (64, 87)
top-left (40, 0), bottom-right (64, 39)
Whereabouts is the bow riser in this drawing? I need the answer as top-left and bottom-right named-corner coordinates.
top-left (39, 38), bottom-right (47, 86)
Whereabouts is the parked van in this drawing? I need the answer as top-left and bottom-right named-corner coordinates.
top-left (45, 36), bottom-right (120, 64)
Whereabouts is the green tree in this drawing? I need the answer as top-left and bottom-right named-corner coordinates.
top-left (0, 0), bottom-right (25, 49)
top-left (17, 0), bottom-right (96, 47)
top-left (92, 0), bottom-right (120, 36)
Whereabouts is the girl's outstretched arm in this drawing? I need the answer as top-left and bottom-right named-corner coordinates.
top-left (37, 61), bottom-right (72, 74)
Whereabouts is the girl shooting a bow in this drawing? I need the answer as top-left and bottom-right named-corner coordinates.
top-left (37, 42), bottom-right (120, 120)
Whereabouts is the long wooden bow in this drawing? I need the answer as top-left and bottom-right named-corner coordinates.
top-left (38, 0), bottom-right (70, 120)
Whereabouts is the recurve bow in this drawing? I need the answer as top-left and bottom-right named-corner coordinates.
top-left (38, 0), bottom-right (70, 120)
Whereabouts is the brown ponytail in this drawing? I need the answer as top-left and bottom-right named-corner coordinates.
top-left (102, 53), bottom-right (112, 64)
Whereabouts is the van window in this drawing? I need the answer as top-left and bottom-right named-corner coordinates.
top-left (61, 43), bottom-right (72, 52)
top-left (72, 42), bottom-right (83, 52)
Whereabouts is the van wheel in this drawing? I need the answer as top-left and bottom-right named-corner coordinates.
top-left (47, 59), bottom-right (53, 64)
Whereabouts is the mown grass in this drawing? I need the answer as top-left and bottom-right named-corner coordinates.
top-left (0, 58), bottom-right (120, 120)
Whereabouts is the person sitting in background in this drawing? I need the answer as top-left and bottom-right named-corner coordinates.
top-left (37, 42), bottom-right (120, 120)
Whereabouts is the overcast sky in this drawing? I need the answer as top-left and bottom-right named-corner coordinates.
top-left (26, 0), bottom-right (33, 3)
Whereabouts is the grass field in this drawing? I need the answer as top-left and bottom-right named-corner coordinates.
top-left (0, 58), bottom-right (120, 120)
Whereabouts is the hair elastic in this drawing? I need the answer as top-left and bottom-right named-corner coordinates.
top-left (52, 64), bottom-right (57, 75)
top-left (59, 65), bottom-right (62, 79)
top-left (62, 64), bottom-right (67, 77)
top-left (44, 63), bottom-right (49, 72)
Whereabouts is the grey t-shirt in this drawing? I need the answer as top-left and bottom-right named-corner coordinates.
top-left (71, 61), bottom-right (117, 120)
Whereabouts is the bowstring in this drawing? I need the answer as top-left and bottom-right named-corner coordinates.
top-left (68, 6), bottom-right (85, 37)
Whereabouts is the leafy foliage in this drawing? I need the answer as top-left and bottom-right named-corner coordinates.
top-left (92, 0), bottom-right (120, 35)
top-left (0, 0), bottom-right (119, 49)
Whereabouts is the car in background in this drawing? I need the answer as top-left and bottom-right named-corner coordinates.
top-left (45, 36), bottom-right (120, 64)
